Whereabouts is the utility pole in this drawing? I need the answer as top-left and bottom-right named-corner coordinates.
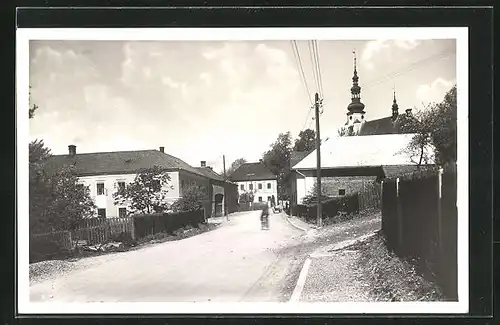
top-left (223, 155), bottom-right (228, 218)
top-left (314, 92), bottom-right (323, 228)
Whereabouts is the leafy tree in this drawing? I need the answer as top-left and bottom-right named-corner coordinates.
top-left (226, 158), bottom-right (247, 177)
top-left (29, 86), bottom-right (38, 119)
top-left (293, 128), bottom-right (316, 152)
top-left (29, 109), bottom-right (96, 234)
top-left (113, 165), bottom-right (174, 214)
top-left (171, 186), bottom-right (208, 212)
top-left (262, 132), bottom-right (292, 200)
top-left (338, 125), bottom-right (355, 137)
top-left (399, 85), bottom-right (457, 166)
top-left (29, 139), bottom-right (52, 163)
top-left (302, 181), bottom-right (331, 205)
top-left (238, 189), bottom-right (255, 203)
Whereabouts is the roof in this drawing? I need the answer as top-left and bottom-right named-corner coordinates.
top-left (229, 162), bottom-right (276, 182)
top-left (358, 116), bottom-right (398, 136)
top-left (290, 151), bottom-right (311, 168)
top-left (382, 165), bottom-right (434, 178)
top-left (194, 167), bottom-right (226, 182)
top-left (43, 149), bottom-right (218, 180)
top-left (293, 133), bottom-right (435, 170)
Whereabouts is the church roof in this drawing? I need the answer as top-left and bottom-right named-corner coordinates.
top-left (358, 116), bottom-right (398, 135)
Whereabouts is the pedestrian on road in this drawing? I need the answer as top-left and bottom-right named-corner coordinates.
top-left (260, 204), bottom-right (270, 230)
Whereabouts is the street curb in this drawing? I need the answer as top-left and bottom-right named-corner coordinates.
top-left (285, 216), bottom-right (309, 233)
top-left (289, 257), bottom-right (312, 303)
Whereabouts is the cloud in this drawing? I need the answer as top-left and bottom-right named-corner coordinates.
top-left (415, 77), bottom-right (455, 105)
top-left (361, 39), bottom-right (422, 70)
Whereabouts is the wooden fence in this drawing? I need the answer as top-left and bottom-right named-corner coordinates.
top-left (381, 168), bottom-right (458, 300)
top-left (358, 182), bottom-right (382, 211)
top-left (72, 217), bottom-right (135, 246)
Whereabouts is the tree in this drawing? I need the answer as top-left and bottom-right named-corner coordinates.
top-left (113, 165), bottom-right (174, 214)
top-left (226, 158), bottom-right (247, 177)
top-left (293, 128), bottom-right (316, 152)
top-left (301, 181), bottom-right (331, 205)
top-left (399, 85), bottom-right (457, 166)
top-left (262, 132), bottom-right (292, 200)
top-left (29, 109), bottom-right (96, 234)
top-left (29, 139), bottom-right (52, 163)
top-left (338, 125), bottom-right (355, 137)
top-left (29, 86), bottom-right (38, 119)
top-left (30, 160), bottom-right (96, 233)
top-left (171, 186), bottom-right (208, 212)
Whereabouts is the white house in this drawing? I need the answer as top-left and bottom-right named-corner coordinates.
top-left (290, 133), bottom-right (435, 205)
top-left (44, 145), bottom-right (236, 219)
top-left (229, 161), bottom-right (278, 205)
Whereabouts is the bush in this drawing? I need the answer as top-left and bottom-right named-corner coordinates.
top-left (132, 210), bottom-right (205, 240)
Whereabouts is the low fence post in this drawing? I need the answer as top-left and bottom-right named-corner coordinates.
top-left (437, 168), bottom-right (444, 256)
top-left (396, 177), bottom-right (404, 251)
top-left (130, 217), bottom-right (136, 240)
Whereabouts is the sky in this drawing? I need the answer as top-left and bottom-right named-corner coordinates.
top-left (29, 38), bottom-right (456, 174)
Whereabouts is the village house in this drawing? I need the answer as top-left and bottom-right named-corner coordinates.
top-left (229, 160), bottom-right (278, 206)
top-left (43, 145), bottom-right (237, 219)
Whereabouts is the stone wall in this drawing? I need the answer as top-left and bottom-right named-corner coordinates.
top-left (319, 176), bottom-right (378, 197)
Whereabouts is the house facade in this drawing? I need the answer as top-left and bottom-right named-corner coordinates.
top-left (44, 145), bottom-right (236, 219)
top-left (229, 161), bottom-right (278, 205)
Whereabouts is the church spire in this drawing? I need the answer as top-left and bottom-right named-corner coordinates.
top-left (347, 50), bottom-right (365, 116)
top-left (392, 85), bottom-right (399, 120)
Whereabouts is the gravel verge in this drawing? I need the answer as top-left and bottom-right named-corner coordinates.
top-left (300, 250), bottom-right (373, 302)
top-left (29, 222), bottom-right (221, 285)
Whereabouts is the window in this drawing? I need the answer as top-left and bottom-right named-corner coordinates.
top-left (267, 196), bottom-right (271, 202)
top-left (267, 183), bottom-right (272, 189)
top-left (240, 184), bottom-right (244, 191)
top-left (339, 189), bottom-right (346, 196)
top-left (258, 183), bottom-right (263, 190)
top-left (249, 183), bottom-right (253, 191)
top-left (118, 207), bottom-right (127, 218)
top-left (258, 197), bottom-right (263, 202)
top-left (97, 183), bottom-right (105, 195)
top-left (117, 181), bottom-right (125, 191)
top-left (97, 208), bottom-right (106, 219)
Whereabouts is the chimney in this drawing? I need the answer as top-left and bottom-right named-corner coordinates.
top-left (201, 161), bottom-right (206, 167)
top-left (159, 146), bottom-right (164, 153)
top-left (207, 166), bottom-right (213, 170)
top-left (259, 159), bottom-right (263, 163)
top-left (405, 108), bottom-right (412, 116)
top-left (68, 144), bottom-right (76, 156)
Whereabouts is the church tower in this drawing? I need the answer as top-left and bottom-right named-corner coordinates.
top-left (345, 50), bottom-right (366, 134)
top-left (391, 87), bottom-right (399, 121)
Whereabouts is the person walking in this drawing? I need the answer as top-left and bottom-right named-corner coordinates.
top-left (260, 204), bottom-right (270, 230)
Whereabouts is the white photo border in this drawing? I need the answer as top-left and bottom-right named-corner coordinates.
top-left (16, 27), bottom-right (469, 315)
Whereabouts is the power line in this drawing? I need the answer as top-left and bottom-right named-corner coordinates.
top-left (291, 40), bottom-right (313, 106)
top-left (308, 40), bottom-right (320, 96)
top-left (362, 49), bottom-right (455, 90)
top-left (313, 40), bottom-right (325, 98)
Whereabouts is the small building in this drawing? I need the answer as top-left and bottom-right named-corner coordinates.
top-left (43, 145), bottom-right (237, 219)
top-left (290, 133), bottom-right (435, 206)
top-left (229, 160), bottom-right (278, 206)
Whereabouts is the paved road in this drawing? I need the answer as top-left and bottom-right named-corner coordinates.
top-left (30, 211), bottom-right (305, 303)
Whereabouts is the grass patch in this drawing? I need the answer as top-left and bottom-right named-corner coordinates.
top-left (354, 232), bottom-right (444, 302)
